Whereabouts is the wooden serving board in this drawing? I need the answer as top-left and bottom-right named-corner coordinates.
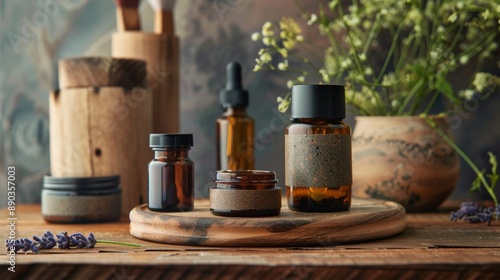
top-left (129, 198), bottom-right (406, 247)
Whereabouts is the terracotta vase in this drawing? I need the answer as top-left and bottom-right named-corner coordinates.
top-left (352, 116), bottom-right (460, 212)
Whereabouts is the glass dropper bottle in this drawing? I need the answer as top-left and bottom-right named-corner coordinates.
top-left (216, 62), bottom-right (255, 170)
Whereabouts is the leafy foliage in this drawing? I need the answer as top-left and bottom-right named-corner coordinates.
top-left (424, 115), bottom-right (499, 225)
top-left (252, 0), bottom-right (500, 115)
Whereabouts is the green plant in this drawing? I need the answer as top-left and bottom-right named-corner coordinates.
top-left (424, 114), bottom-right (498, 205)
top-left (424, 114), bottom-right (499, 225)
top-left (252, 0), bottom-right (500, 115)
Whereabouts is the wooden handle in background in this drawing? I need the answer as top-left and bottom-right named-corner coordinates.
top-left (112, 32), bottom-right (179, 133)
top-left (154, 10), bottom-right (174, 34)
top-left (116, 6), bottom-right (141, 31)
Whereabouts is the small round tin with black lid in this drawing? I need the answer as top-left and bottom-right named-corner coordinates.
top-left (42, 175), bottom-right (121, 223)
top-left (148, 133), bottom-right (194, 212)
top-left (210, 170), bottom-right (281, 217)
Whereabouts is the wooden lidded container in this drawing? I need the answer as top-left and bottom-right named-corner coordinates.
top-left (50, 57), bottom-right (152, 216)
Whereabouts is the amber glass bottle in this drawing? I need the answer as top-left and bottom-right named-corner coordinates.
top-left (285, 85), bottom-right (352, 212)
top-left (148, 134), bottom-right (194, 212)
top-left (216, 62), bottom-right (254, 170)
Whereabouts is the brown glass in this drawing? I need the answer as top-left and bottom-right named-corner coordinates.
top-left (214, 170), bottom-right (277, 190)
top-left (286, 118), bottom-right (351, 212)
top-left (216, 107), bottom-right (254, 170)
top-left (148, 148), bottom-right (194, 212)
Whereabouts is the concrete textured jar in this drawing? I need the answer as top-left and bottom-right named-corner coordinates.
top-left (285, 84), bottom-right (352, 212)
top-left (42, 175), bottom-right (121, 223)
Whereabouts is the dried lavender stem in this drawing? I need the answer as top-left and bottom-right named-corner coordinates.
top-left (6, 231), bottom-right (143, 253)
top-left (96, 240), bottom-right (143, 248)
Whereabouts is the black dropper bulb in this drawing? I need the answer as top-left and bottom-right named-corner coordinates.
top-left (219, 62), bottom-right (249, 109)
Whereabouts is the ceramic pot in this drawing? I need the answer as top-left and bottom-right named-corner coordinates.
top-left (352, 116), bottom-right (459, 212)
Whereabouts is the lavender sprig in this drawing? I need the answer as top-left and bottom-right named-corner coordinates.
top-left (5, 231), bottom-right (141, 254)
top-left (6, 238), bottom-right (39, 253)
top-left (33, 230), bottom-right (57, 249)
top-left (450, 202), bottom-right (500, 226)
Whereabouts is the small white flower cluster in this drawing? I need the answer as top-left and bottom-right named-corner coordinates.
top-left (251, 17), bottom-right (310, 112)
top-left (252, 18), bottom-right (304, 75)
top-left (251, 0), bottom-right (500, 115)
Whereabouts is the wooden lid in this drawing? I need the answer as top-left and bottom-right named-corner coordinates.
top-left (58, 57), bottom-right (146, 89)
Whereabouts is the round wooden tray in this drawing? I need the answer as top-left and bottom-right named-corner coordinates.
top-left (129, 198), bottom-right (406, 247)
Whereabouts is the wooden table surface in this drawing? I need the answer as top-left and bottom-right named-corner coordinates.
top-left (1, 203), bottom-right (500, 280)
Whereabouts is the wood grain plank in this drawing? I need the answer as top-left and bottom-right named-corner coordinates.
top-left (2, 264), bottom-right (500, 280)
top-left (1, 203), bottom-right (500, 276)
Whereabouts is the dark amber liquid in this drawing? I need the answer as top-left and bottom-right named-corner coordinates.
top-left (216, 108), bottom-right (254, 170)
top-left (286, 186), bottom-right (351, 212)
top-left (148, 149), bottom-right (194, 212)
top-left (286, 118), bottom-right (351, 212)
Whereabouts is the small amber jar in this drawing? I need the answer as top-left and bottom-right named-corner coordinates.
top-left (210, 170), bottom-right (281, 217)
top-left (148, 134), bottom-right (194, 212)
top-left (285, 85), bottom-right (352, 212)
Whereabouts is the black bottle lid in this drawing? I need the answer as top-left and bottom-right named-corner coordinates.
top-left (219, 62), bottom-right (249, 108)
top-left (150, 134), bottom-right (194, 149)
top-left (291, 84), bottom-right (345, 119)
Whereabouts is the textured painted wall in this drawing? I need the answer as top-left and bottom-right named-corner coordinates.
top-left (0, 0), bottom-right (303, 207)
top-left (0, 0), bottom-right (499, 208)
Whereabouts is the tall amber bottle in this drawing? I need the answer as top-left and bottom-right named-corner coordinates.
top-left (285, 85), bottom-right (352, 212)
top-left (216, 62), bottom-right (254, 170)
